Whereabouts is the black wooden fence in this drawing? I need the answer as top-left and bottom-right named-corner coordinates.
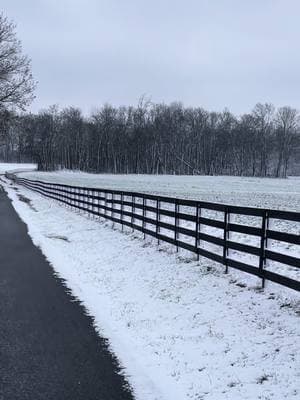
top-left (6, 173), bottom-right (300, 292)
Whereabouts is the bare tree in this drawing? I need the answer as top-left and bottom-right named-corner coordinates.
top-left (0, 13), bottom-right (35, 111)
top-left (275, 106), bottom-right (299, 178)
top-left (252, 103), bottom-right (275, 177)
top-left (3, 100), bottom-right (300, 177)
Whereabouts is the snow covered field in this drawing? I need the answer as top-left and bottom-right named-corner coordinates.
top-left (19, 170), bottom-right (300, 211)
top-left (0, 162), bottom-right (35, 175)
top-left (3, 176), bottom-right (300, 400)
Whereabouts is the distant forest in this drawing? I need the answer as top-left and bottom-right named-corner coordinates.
top-left (0, 101), bottom-right (300, 177)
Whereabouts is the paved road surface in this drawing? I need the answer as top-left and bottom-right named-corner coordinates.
top-left (0, 186), bottom-right (134, 400)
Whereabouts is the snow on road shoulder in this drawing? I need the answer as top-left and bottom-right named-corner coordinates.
top-left (4, 180), bottom-right (300, 400)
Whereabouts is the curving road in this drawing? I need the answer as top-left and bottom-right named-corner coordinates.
top-left (0, 186), bottom-right (134, 400)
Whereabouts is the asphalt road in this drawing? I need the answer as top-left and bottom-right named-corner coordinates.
top-left (0, 186), bottom-right (135, 400)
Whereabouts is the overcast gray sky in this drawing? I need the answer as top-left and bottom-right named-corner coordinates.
top-left (2, 0), bottom-right (300, 114)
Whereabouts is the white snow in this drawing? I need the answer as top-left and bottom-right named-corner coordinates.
top-left (19, 170), bottom-right (300, 211)
top-left (0, 162), bottom-right (35, 175)
top-left (2, 174), bottom-right (300, 400)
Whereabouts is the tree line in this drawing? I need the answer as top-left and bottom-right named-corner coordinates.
top-left (0, 12), bottom-right (299, 178)
top-left (1, 101), bottom-right (299, 177)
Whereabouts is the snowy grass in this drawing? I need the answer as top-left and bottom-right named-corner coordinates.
top-left (3, 176), bottom-right (300, 400)
top-left (0, 162), bottom-right (36, 175)
top-left (19, 170), bottom-right (300, 211)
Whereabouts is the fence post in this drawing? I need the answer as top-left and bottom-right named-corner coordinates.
top-left (131, 195), bottom-right (135, 232)
top-left (83, 188), bottom-right (86, 214)
top-left (79, 187), bottom-right (82, 212)
top-left (79, 188), bottom-right (81, 212)
top-left (90, 189), bottom-right (93, 217)
top-left (88, 189), bottom-right (91, 216)
top-left (85, 188), bottom-right (88, 215)
top-left (112, 192), bottom-right (115, 228)
top-left (142, 195), bottom-right (146, 239)
top-left (121, 192), bottom-right (124, 231)
top-left (223, 207), bottom-right (230, 273)
top-left (92, 189), bottom-right (95, 217)
top-left (87, 189), bottom-right (90, 217)
top-left (198, 206), bottom-right (201, 259)
top-left (96, 190), bottom-right (100, 218)
top-left (195, 203), bottom-right (200, 261)
top-left (156, 198), bottom-right (160, 245)
top-left (104, 191), bottom-right (107, 217)
top-left (71, 187), bottom-right (74, 210)
top-left (74, 187), bottom-right (77, 211)
top-left (80, 188), bottom-right (82, 213)
top-left (175, 199), bottom-right (179, 252)
top-left (259, 210), bottom-right (268, 289)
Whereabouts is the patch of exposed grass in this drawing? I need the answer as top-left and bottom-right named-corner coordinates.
top-left (45, 234), bottom-right (70, 242)
top-left (17, 193), bottom-right (38, 212)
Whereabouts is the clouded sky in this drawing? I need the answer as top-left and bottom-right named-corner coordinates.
top-left (2, 0), bottom-right (300, 114)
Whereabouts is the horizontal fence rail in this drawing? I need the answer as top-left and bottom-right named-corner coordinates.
top-left (6, 172), bottom-right (300, 292)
